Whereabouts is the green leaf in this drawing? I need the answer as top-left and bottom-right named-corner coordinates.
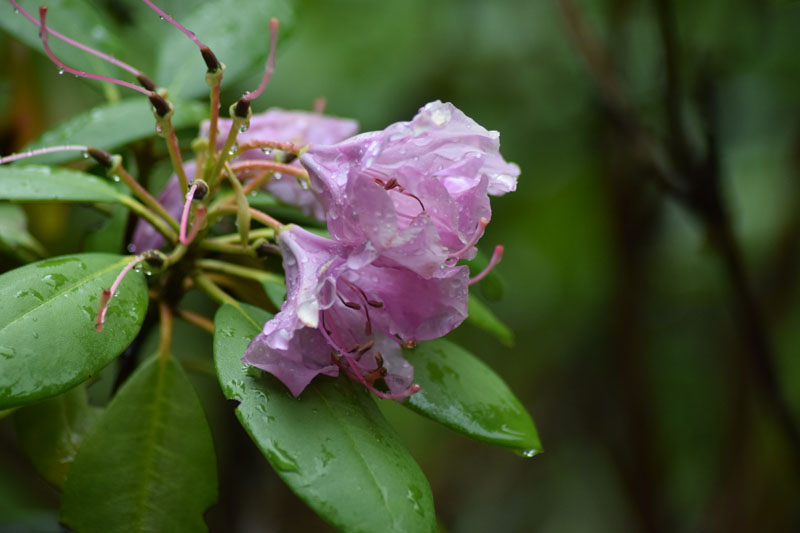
top-left (84, 203), bottom-right (129, 254)
top-left (467, 295), bottom-right (514, 346)
top-left (0, 203), bottom-right (46, 263)
top-left (13, 384), bottom-right (100, 488)
top-left (404, 339), bottom-right (541, 456)
top-left (22, 99), bottom-right (207, 165)
top-left (60, 356), bottom-right (218, 533)
top-left (214, 303), bottom-right (437, 533)
top-left (0, 166), bottom-right (124, 203)
top-left (155, 0), bottom-right (294, 99)
top-left (0, 253), bottom-right (148, 409)
top-left (0, 1), bottom-right (122, 78)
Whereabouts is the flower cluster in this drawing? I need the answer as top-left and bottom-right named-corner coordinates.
top-left (244, 101), bottom-right (519, 399)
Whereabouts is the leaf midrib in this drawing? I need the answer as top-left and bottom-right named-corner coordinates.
top-left (0, 256), bottom-right (129, 338)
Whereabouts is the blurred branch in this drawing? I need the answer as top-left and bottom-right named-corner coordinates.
top-left (555, 0), bottom-right (800, 474)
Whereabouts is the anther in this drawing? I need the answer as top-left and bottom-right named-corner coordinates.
top-left (402, 339), bottom-right (416, 349)
top-left (367, 299), bottom-right (383, 308)
top-left (233, 97), bottom-right (252, 119)
top-left (357, 341), bottom-right (374, 355)
top-left (338, 294), bottom-right (361, 310)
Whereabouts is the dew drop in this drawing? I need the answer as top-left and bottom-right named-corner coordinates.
top-left (14, 8), bottom-right (19, 14)
top-left (57, 67), bottom-right (65, 76)
top-left (229, 143), bottom-right (239, 155)
top-left (261, 148), bottom-right (272, 155)
top-left (159, 15), bottom-right (165, 21)
top-left (239, 124), bottom-right (249, 133)
top-left (112, 175), bottom-right (121, 183)
top-left (82, 151), bottom-right (89, 159)
top-left (520, 449), bottom-right (538, 458)
top-left (155, 124), bottom-right (163, 135)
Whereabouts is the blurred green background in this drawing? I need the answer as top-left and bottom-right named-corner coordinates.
top-left (2, 0), bottom-right (800, 531)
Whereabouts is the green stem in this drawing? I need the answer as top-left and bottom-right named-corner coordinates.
top-left (116, 166), bottom-right (180, 231)
top-left (161, 118), bottom-right (189, 196)
top-left (208, 115), bottom-right (246, 189)
top-left (205, 227), bottom-right (275, 244)
top-left (197, 239), bottom-right (256, 256)
top-left (197, 258), bottom-right (284, 284)
top-left (194, 272), bottom-right (238, 305)
top-left (120, 196), bottom-right (177, 243)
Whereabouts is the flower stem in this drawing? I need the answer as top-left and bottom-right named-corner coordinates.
top-left (115, 165), bottom-right (179, 231)
top-left (194, 272), bottom-right (237, 305)
top-left (163, 123), bottom-right (190, 196)
top-left (157, 301), bottom-right (173, 361)
top-left (205, 227), bottom-right (275, 245)
top-left (197, 258), bottom-right (283, 285)
top-left (197, 240), bottom-right (256, 256)
top-left (208, 115), bottom-right (246, 189)
top-left (176, 307), bottom-right (215, 334)
top-left (119, 196), bottom-right (177, 243)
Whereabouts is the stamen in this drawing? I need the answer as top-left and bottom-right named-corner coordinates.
top-left (0, 145), bottom-right (88, 165)
top-left (447, 216), bottom-right (490, 265)
top-left (229, 160), bottom-right (308, 178)
top-left (341, 356), bottom-right (420, 400)
top-left (96, 255), bottom-right (145, 331)
top-left (469, 245), bottom-right (504, 285)
top-left (38, 7), bottom-right (152, 97)
top-left (9, 1), bottom-right (146, 80)
top-left (338, 294), bottom-right (361, 310)
top-left (139, 0), bottom-right (220, 71)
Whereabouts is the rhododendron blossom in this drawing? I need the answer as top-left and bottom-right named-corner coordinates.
top-left (300, 100), bottom-right (520, 277)
top-left (243, 225), bottom-right (469, 398)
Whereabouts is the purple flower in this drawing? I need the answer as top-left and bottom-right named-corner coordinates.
top-left (299, 101), bottom-right (519, 277)
top-left (203, 109), bottom-right (358, 219)
top-left (130, 109), bottom-right (358, 252)
top-left (243, 225), bottom-right (469, 398)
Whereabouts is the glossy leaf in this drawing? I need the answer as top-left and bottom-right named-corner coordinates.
top-left (467, 294), bottom-right (514, 346)
top-left (404, 339), bottom-right (541, 456)
top-left (13, 384), bottom-right (100, 488)
top-left (22, 99), bottom-right (207, 165)
top-left (0, 0), bottom-right (122, 77)
top-left (0, 203), bottom-right (46, 263)
top-left (61, 356), bottom-right (218, 533)
top-left (0, 253), bottom-right (148, 409)
top-left (154, 0), bottom-right (293, 98)
top-left (214, 303), bottom-right (437, 533)
top-left (260, 279), bottom-right (286, 310)
top-left (0, 166), bottom-right (124, 203)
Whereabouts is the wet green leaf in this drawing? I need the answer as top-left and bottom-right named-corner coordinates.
top-left (61, 356), bottom-right (218, 533)
top-left (0, 0), bottom-right (122, 78)
top-left (0, 166), bottom-right (124, 203)
top-left (467, 294), bottom-right (514, 346)
top-left (22, 99), bottom-right (207, 165)
top-left (13, 384), bottom-right (100, 488)
top-left (404, 339), bottom-right (541, 456)
top-left (0, 203), bottom-right (46, 263)
top-left (0, 253), bottom-right (148, 409)
top-left (214, 303), bottom-right (437, 533)
top-left (155, 0), bottom-right (294, 99)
